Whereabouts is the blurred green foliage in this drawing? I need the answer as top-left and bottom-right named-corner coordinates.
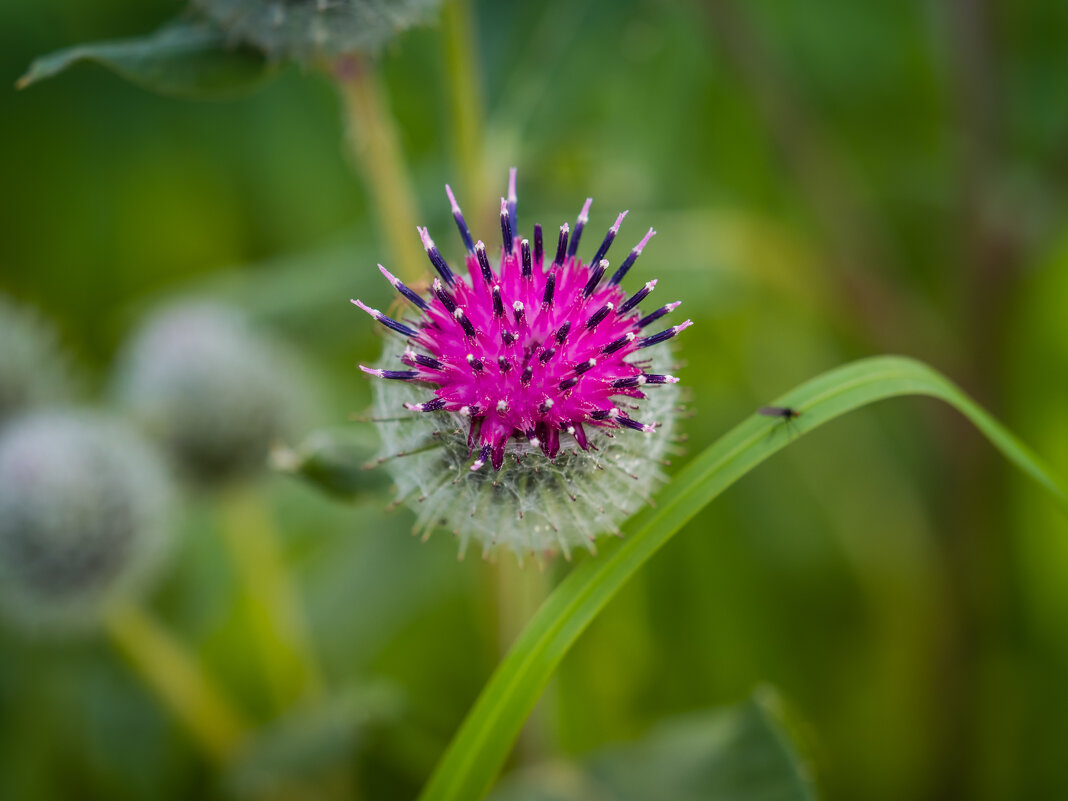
top-left (3, 0), bottom-right (1068, 800)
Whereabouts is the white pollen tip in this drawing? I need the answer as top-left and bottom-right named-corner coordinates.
top-left (637, 376), bottom-right (647, 385)
top-left (566, 426), bottom-right (576, 435)
top-left (587, 358), bottom-right (597, 367)
top-left (579, 198), bottom-right (593, 222)
top-left (458, 406), bottom-right (471, 416)
top-left (646, 279), bottom-right (658, 290)
top-left (475, 240), bottom-right (486, 252)
top-left (470, 458), bottom-right (485, 471)
top-left (500, 197), bottom-right (508, 215)
top-left (521, 237), bottom-right (529, 248)
top-left (677, 320), bottom-right (694, 332)
top-left (611, 211), bottom-right (628, 232)
top-left (608, 408), bottom-right (620, 418)
top-left (543, 399), bottom-right (554, 409)
top-left (403, 402), bottom-right (421, 411)
top-left (530, 438), bottom-right (540, 448)
top-left (358, 365), bottom-right (383, 377)
top-left (641, 424), bottom-right (657, 433)
top-left (466, 353), bottom-right (475, 362)
top-left (606, 302), bottom-right (614, 311)
top-left (418, 226), bottom-right (434, 250)
top-left (433, 278), bottom-right (443, 291)
top-left (664, 375), bottom-right (681, 383)
top-left (493, 284), bottom-right (501, 294)
top-left (496, 400), bottom-right (509, 412)
top-left (599, 259), bottom-right (609, 270)
top-left (513, 301), bottom-right (524, 312)
top-left (626, 333), bottom-right (636, 341)
top-left (445, 184), bottom-right (461, 213)
top-left (453, 308), bottom-right (465, 319)
top-left (666, 301), bottom-right (682, 311)
top-left (561, 222), bottom-right (570, 234)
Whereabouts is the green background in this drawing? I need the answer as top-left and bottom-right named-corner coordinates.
top-left (2, 0), bottom-right (1068, 799)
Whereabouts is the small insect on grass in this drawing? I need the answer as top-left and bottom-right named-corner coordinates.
top-left (758, 406), bottom-right (802, 438)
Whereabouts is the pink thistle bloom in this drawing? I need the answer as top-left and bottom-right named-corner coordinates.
top-left (355, 169), bottom-right (689, 475)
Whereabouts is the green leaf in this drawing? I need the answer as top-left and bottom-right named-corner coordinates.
top-left (17, 21), bottom-right (275, 99)
top-left (419, 356), bottom-right (1067, 801)
top-left (490, 689), bottom-right (817, 801)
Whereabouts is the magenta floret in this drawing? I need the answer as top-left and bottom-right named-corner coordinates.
top-left (355, 170), bottom-right (690, 472)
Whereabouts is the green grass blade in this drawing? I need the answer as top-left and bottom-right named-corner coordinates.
top-left (419, 355), bottom-right (1067, 801)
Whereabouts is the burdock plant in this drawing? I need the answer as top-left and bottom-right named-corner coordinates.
top-left (356, 171), bottom-right (689, 557)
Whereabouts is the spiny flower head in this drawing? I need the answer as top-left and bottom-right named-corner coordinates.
top-left (0, 411), bottom-right (172, 632)
top-left (114, 302), bottom-right (309, 485)
top-left (356, 170), bottom-right (689, 557)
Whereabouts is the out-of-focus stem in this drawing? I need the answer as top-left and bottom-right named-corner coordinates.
top-left (334, 55), bottom-right (425, 284)
top-left (220, 485), bottom-right (323, 712)
top-left (104, 601), bottom-right (249, 763)
top-left (495, 555), bottom-right (551, 765)
top-left (441, 0), bottom-right (488, 217)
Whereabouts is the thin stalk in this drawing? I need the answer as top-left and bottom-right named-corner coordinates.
top-left (104, 601), bottom-right (249, 763)
top-left (440, 0), bottom-right (488, 216)
top-left (494, 556), bottom-right (551, 765)
top-left (334, 55), bottom-right (425, 284)
top-left (220, 484), bottom-right (323, 712)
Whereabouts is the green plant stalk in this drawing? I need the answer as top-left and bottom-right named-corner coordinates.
top-left (334, 55), bottom-right (425, 284)
top-left (441, 0), bottom-right (487, 216)
top-left (418, 355), bottom-right (1067, 801)
top-left (104, 601), bottom-right (249, 763)
top-left (220, 485), bottom-right (323, 711)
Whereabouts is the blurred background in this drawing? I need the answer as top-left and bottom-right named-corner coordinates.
top-left (2, 0), bottom-right (1068, 799)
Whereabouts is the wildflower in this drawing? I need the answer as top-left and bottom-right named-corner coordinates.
top-left (0, 412), bottom-right (171, 631)
top-left (114, 302), bottom-right (308, 485)
top-left (356, 171), bottom-right (689, 557)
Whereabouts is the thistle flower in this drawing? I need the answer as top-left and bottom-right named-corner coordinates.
top-left (191, 0), bottom-right (442, 64)
top-left (356, 170), bottom-right (689, 557)
top-left (114, 302), bottom-right (308, 486)
top-left (0, 294), bottom-right (75, 427)
top-left (0, 412), bottom-right (171, 631)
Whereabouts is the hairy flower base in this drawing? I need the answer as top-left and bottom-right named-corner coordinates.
top-left (371, 337), bottom-right (680, 558)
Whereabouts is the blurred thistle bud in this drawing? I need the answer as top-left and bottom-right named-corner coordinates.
top-left (0, 411), bottom-right (172, 631)
top-left (115, 302), bottom-right (308, 486)
top-left (354, 171), bottom-right (688, 559)
top-left (0, 294), bottom-right (75, 427)
top-left (190, 0), bottom-right (443, 64)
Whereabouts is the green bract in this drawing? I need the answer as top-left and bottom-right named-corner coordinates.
top-left (370, 337), bottom-right (682, 559)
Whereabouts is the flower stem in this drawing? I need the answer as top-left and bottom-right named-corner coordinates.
top-left (494, 556), bottom-right (551, 765)
top-left (440, 0), bottom-right (487, 216)
top-left (333, 55), bottom-right (425, 284)
top-left (103, 601), bottom-right (249, 763)
top-left (219, 484), bottom-right (323, 712)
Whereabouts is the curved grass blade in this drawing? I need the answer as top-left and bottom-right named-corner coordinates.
top-left (419, 355), bottom-right (1067, 801)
